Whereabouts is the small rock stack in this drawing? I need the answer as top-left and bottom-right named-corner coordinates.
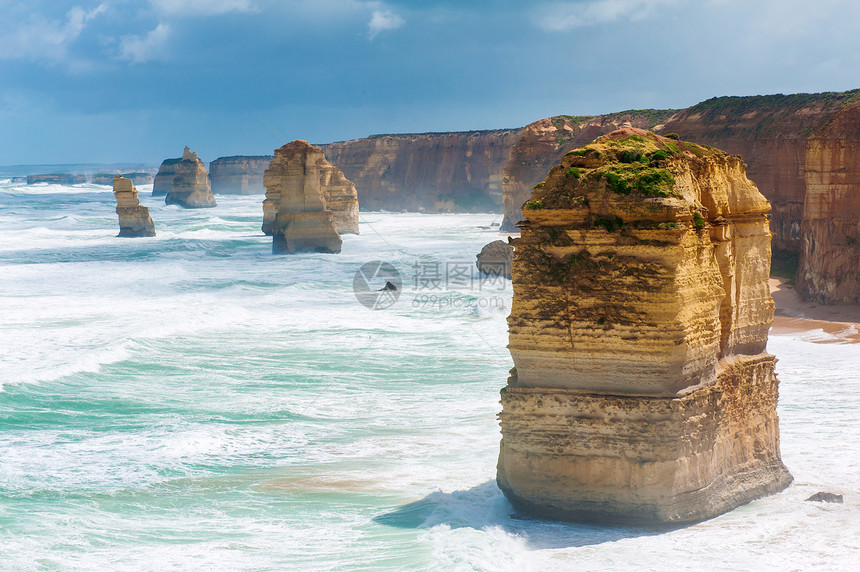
top-left (113, 175), bottom-right (155, 237)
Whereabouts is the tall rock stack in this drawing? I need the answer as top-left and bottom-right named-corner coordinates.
top-left (164, 147), bottom-right (217, 208)
top-left (263, 140), bottom-right (354, 254)
top-left (113, 175), bottom-right (156, 237)
top-left (262, 140), bottom-right (359, 240)
top-left (497, 128), bottom-right (792, 524)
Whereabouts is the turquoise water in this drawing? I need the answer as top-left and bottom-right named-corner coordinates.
top-left (0, 181), bottom-right (857, 570)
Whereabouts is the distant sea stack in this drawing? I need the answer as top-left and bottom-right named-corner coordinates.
top-left (113, 175), bottom-right (155, 237)
top-left (209, 156), bottom-right (272, 194)
top-left (497, 129), bottom-right (792, 524)
top-left (262, 140), bottom-right (359, 238)
top-left (164, 147), bottom-right (217, 208)
top-left (152, 157), bottom-right (181, 197)
top-left (263, 140), bottom-right (355, 254)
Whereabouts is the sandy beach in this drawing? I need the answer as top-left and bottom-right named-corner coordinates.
top-left (769, 278), bottom-right (860, 343)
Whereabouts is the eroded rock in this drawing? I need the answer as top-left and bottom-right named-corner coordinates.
top-left (264, 140), bottom-right (357, 254)
top-left (805, 492), bottom-right (844, 503)
top-left (497, 128), bottom-right (792, 524)
top-left (113, 175), bottom-right (155, 237)
top-left (164, 147), bottom-right (216, 208)
top-left (476, 240), bottom-right (513, 279)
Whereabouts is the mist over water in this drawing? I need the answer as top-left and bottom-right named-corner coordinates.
top-left (0, 181), bottom-right (857, 570)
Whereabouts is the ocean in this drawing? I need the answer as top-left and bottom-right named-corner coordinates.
top-left (0, 181), bottom-right (857, 571)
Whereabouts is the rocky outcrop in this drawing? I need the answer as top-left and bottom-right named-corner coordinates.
top-left (113, 175), bottom-right (155, 237)
top-left (497, 129), bottom-right (792, 524)
top-left (164, 147), bottom-right (217, 208)
top-left (152, 158), bottom-right (181, 196)
top-left (209, 156), bottom-right (272, 194)
top-left (661, 90), bottom-right (860, 304)
top-left (26, 173), bottom-right (86, 185)
top-left (500, 110), bottom-right (678, 231)
top-left (262, 142), bottom-right (359, 237)
top-left (320, 129), bottom-right (520, 212)
top-left (264, 140), bottom-right (349, 254)
top-left (476, 240), bottom-right (513, 279)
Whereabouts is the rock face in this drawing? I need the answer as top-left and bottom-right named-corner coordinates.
top-left (26, 173), bottom-right (86, 185)
top-left (264, 140), bottom-right (352, 254)
top-left (209, 156), bottom-right (273, 194)
top-left (320, 130), bottom-right (521, 212)
top-left (661, 90), bottom-right (860, 304)
top-left (93, 172), bottom-right (154, 185)
top-left (500, 110), bottom-right (678, 231)
top-left (152, 158), bottom-right (181, 196)
top-left (476, 240), bottom-right (514, 279)
top-left (113, 175), bottom-right (155, 237)
top-left (262, 141), bottom-right (359, 238)
top-left (497, 129), bottom-right (792, 524)
top-left (164, 147), bottom-right (217, 208)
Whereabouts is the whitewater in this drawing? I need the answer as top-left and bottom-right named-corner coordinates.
top-left (0, 181), bottom-right (857, 570)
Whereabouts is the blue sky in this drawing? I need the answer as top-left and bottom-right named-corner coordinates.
top-left (1, 0), bottom-right (859, 164)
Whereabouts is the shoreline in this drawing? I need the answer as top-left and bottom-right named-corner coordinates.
top-left (769, 278), bottom-right (860, 344)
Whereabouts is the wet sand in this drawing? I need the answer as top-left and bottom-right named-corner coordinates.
top-left (769, 278), bottom-right (860, 343)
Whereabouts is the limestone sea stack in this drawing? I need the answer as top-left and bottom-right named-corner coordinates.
top-left (164, 147), bottom-right (216, 208)
top-left (262, 140), bottom-right (358, 238)
top-left (497, 128), bottom-right (792, 524)
top-left (113, 175), bottom-right (155, 237)
top-left (152, 157), bottom-right (181, 196)
top-left (263, 140), bottom-right (354, 254)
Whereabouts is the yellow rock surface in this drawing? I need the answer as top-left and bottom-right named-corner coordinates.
top-left (262, 141), bottom-right (359, 237)
top-left (264, 140), bottom-right (353, 254)
top-left (113, 175), bottom-right (155, 237)
top-left (498, 128), bottom-right (791, 524)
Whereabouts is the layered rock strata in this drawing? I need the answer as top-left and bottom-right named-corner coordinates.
top-left (497, 129), bottom-right (792, 524)
top-left (164, 147), bottom-right (217, 208)
top-left (262, 141), bottom-right (358, 238)
top-left (209, 156), bottom-right (272, 194)
top-left (661, 90), bottom-right (860, 304)
top-left (500, 110), bottom-right (678, 231)
top-left (320, 130), bottom-right (520, 212)
top-left (152, 157), bottom-right (181, 196)
top-left (264, 140), bottom-right (349, 254)
top-left (113, 175), bottom-right (155, 237)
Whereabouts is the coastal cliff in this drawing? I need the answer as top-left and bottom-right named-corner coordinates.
top-left (113, 175), bottom-right (155, 237)
top-left (164, 147), bottom-right (217, 208)
top-left (661, 90), bottom-right (860, 304)
top-left (264, 140), bottom-right (353, 254)
top-left (497, 129), bottom-right (792, 524)
top-left (320, 129), bottom-right (520, 212)
top-left (500, 110), bottom-right (677, 231)
top-left (209, 156), bottom-right (272, 194)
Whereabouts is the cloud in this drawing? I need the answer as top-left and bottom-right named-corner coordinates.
top-left (368, 9), bottom-right (404, 39)
top-left (149, 0), bottom-right (257, 16)
top-left (118, 23), bottom-right (171, 64)
top-left (0, 3), bottom-right (107, 62)
top-left (535, 0), bottom-right (681, 31)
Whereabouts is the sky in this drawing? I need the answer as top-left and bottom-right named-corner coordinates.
top-left (1, 0), bottom-right (859, 165)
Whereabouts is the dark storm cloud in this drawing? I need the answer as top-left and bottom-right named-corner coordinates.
top-left (0, 0), bottom-right (858, 163)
